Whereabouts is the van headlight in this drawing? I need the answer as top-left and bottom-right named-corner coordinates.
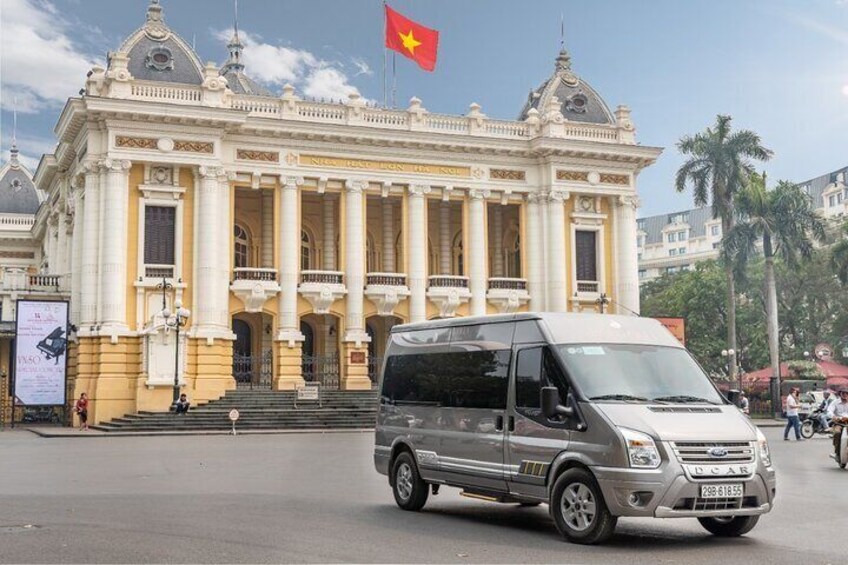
top-left (756, 428), bottom-right (772, 467)
top-left (620, 428), bottom-right (661, 469)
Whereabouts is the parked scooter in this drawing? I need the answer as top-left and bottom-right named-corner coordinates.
top-left (833, 417), bottom-right (848, 470)
top-left (800, 408), bottom-right (832, 438)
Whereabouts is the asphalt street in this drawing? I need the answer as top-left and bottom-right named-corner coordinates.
top-left (0, 427), bottom-right (844, 564)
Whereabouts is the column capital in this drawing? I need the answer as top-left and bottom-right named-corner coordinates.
top-left (547, 189), bottom-right (570, 203)
top-left (98, 158), bottom-right (131, 173)
top-left (468, 188), bottom-right (491, 201)
top-left (197, 165), bottom-right (228, 181)
top-left (616, 194), bottom-right (641, 210)
top-left (344, 178), bottom-right (369, 193)
top-left (408, 184), bottom-right (431, 197)
top-left (282, 175), bottom-right (304, 190)
top-left (81, 158), bottom-right (100, 175)
top-left (526, 192), bottom-right (545, 204)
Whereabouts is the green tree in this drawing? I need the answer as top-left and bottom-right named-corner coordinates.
top-left (722, 174), bottom-right (826, 407)
top-left (675, 115), bottom-right (773, 382)
top-left (830, 220), bottom-right (848, 286)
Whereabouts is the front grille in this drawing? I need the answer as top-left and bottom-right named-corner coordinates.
top-left (671, 441), bottom-right (755, 464)
top-left (673, 496), bottom-right (758, 512)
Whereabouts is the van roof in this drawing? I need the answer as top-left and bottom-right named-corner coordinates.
top-left (391, 312), bottom-right (684, 349)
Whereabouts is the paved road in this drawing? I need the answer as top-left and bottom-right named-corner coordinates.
top-left (0, 427), bottom-right (844, 564)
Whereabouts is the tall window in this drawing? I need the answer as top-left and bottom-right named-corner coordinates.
top-left (452, 232), bottom-right (464, 276)
top-left (505, 231), bottom-right (521, 278)
top-left (575, 230), bottom-right (598, 282)
top-left (234, 224), bottom-right (250, 268)
top-left (301, 230), bottom-right (313, 271)
top-left (144, 206), bottom-right (175, 265)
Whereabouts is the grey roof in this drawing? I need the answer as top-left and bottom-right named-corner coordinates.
top-left (0, 148), bottom-right (40, 215)
top-left (118, 1), bottom-right (204, 85)
top-left (637, 206), bottom-right (715, 245)
top-left (220, 68), bottom-right (273, 96)
top-left (797, 165), bottom-right (848, 209)
top-left (518, 50), bottom-right (614, 125)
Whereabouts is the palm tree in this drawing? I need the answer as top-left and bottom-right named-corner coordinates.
top-left (830, 220), bottom-right (848, 285)
top-left (722, 174), bottom-right (826, 415)
top-left (675, 115), bottom-right (773, 382)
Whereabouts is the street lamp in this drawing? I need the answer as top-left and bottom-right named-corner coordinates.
top-left (162, 300), bottom-right (190, 406)
top-left (595, 293), bottom-right (610, 314)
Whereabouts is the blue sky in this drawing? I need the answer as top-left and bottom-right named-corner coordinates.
top-left (1, 0), bottom-right (846, 216)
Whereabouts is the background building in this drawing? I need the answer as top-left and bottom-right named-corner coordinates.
top-left (637, 166), bottom-right (848, 283)
top-left (3, 1), bottom-right (659, 425)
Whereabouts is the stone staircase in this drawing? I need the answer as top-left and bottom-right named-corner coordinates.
top-left (91, 389), bottom-right (379, 433)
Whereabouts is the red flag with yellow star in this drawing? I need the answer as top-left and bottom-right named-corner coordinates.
top-left (385, 4), bottom-right (439, 72)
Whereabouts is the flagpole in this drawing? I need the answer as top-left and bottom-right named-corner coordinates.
top-left (391, 52), bottom-right (397, 108)
top-left (382, 1), bottom-right (387, 107)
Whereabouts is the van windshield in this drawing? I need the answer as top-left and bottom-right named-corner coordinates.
top-left (555, 344), bottom-right (724, 405)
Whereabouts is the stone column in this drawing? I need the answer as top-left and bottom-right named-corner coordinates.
top-left (57, 205), bottom-right (68, 276)
top-left (468, 189), bottom-right (489, 316)
top-left (407, 184), bottom-right (430, 323)
top-left (194, 165), bottom-right (228, 336)
top-left (382, 199), bottom-right (394, 272)
top-left (342, 179), bottom-right (371, 390)
top-left (70, 178), bottom-right (85, 325)
top-left (98, 158), bottom-right (131, 334)
top-left (274, 176), bottom-right (305, 390)
top-left (261, 190), bottom-right (273, 268)
top-left (546, 189), bottom-right (569, 313)
top-left (492, 204), bottom-right (504, 277)
top-left (322, 195), bottom-right (335, 270)
top-left (79, 161), bottom-right (100, 328)
top-left (525, 193), bottom-right (544, 312)
top-left (439, 201), bottom-right (451, 274)
top-left (615, 194), bottom-right (641, 315)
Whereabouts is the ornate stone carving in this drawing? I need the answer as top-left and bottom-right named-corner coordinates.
top-left (548, 189), bottom-right (570, 202)
top-left (490, 168), bottom-right (526, 181)
top-left (468, 188), bottom-right (491, 200)
top-left (471, 166), bottom-right (486, 179)
top-left (283, 176), bottom-right (304, 190)
top-left (116, 136), bottom-right (156, 150)
top-left (600, 173), bottom-right (630, 185)
top-left (487, 287), bottom-right (530, 314)
top-left (556, 170), bottom-right (589, 182)
top-left (149, 166), bottom-right (172, 185)
top-left (345, 179), bottom-right (369, 193)
top-left (284, 152), bottom-right (298, 166)
top-left (197, 165), bottom-right (227, 181)
top-left (157, 138), bottom-right (174, 152)
top-left (617, 194), bottom-right (641, 209)
top-left (173, 140), bottom-right (213, 154)
top-left (98, 159), bottom-right (132, 173)
top-left (364, 280), bottom-right (410, 317)
top-left (408, 184), bottom-right (431, 197)
top-left (231, 281), bottom-right (280, 313)
top-left (237, 149), bottom-right (279, 162)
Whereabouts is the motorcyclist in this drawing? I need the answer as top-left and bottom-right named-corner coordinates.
top-left (829, 389), bottom-right (848, 460)
top-left (817, 389), bottom-right (836, 432)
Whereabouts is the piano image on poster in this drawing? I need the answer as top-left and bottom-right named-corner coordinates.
top-left (36, 326), bottom-right (67, 364)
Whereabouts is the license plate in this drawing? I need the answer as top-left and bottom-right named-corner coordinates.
top-left (700, 484), bottom-right (743, 499)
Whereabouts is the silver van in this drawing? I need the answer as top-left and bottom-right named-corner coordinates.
top-left (373, 313), bottom-right (776, 544)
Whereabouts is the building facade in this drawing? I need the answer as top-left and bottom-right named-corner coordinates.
top-left (10, 1), bottom-right (660, 424)
top-left (637, 166), bottom-right (848, 283)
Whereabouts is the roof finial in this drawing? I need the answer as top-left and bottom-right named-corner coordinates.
top-left (10, 96), bottom-right (19, 168)
top-left (147, 0), bottom-right (164, 23)
top-left (224, 0), bottom-right (245, 72)
top-left (234, 0), bottom-right (240, 43)
top-left (556, 14), bottom-right (571, 71)
top-left (560, 13), bottom-right (565, 51)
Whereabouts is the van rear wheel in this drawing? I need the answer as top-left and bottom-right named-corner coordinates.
top-left (698, 515), bottom-right (759, 537)
top-left (550, 468), bottom-right (617, 544)
top-left (391, 452), bottom-right (429, 511)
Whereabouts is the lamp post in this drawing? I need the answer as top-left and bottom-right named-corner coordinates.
top-left (721, 348), bottom-right (740, 387)
top-left (162, 300), bottom-right (190, 406)
top-left (595, 293), bottom-right (610, 314)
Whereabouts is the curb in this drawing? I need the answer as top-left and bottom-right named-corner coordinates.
top-left (23, 427), bottom-right (375, 438)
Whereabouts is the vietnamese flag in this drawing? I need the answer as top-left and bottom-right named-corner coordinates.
top-left (385, 4), bottom-right (439, 72)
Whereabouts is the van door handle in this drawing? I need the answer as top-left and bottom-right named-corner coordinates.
top-left (507, 416), bottom-right (515, 432)
top-left (495, 415), bottom-right (504, 431)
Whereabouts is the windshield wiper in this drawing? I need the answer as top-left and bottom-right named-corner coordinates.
top-left (589, 394), bottom-right (650, 403)
top-left (652, 395), bottom-right (719, 405)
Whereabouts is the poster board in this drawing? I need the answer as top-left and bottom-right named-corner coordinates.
top-left (13, 300), bottom-right (69, 406)
top-left (654, 317), bottom-right (686, 346)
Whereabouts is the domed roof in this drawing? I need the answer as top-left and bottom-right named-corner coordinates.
top-left (519, 49), bottom-right (614, 125)
top-left (0, 145), bottom-right (41, 215)
top-left (219, 31), bottom-right (273, 97)
top-left (117, 1), bottom-right (204, 85)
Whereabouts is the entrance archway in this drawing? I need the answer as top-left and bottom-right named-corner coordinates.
top-left (365, 315), bottom-right (401, 385)
top-left (232, 313), bottom-right (273, 390)
top-left (300, 314), bottom-right (340, 389)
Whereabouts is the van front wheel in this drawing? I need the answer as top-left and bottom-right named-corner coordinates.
top-left (697, 515), bottom-right (759, 537)
top-left (391, 452), bottom-right (429, 511)
top-left (550, 468), bottom-right (617, 544)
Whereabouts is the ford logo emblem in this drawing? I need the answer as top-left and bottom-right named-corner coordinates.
top-left (708, 447), bottom-right (728, 458)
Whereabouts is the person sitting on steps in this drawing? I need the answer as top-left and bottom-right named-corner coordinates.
top-left (173, 393), bottom-right (190, 415)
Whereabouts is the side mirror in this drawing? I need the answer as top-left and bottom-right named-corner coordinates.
top-left (541, 386), bottom-right (574, 419)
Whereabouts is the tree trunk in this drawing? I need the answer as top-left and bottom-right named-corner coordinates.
top-left (763, 236), bottom-right (781, 418)
top-left (722, 215), bottom-right (738, 384)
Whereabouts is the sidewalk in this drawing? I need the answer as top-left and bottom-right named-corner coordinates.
top-left (6, 426), bottom-right (375, 438)
top-left (751, 418), bottom-right (784, 428)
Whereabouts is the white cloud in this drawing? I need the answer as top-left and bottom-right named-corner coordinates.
top-left (212, 27), bottom-right (364, 101)
top-left (780, 10), bottom-right (848, 45)
top-left (351, 57), bottom-right (373, 77)
top-left (842, 84), bottom-right (848, 97)
top-left (0, 0), bottom-right (101, 113)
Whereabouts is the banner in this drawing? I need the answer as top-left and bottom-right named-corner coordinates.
top-left (13, 300), bottom-right (69, 406)
top-left (654, 317), bottom-right (686, 346)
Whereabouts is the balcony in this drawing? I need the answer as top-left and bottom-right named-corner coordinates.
top-left (230, 268), bottom-right (280, 313)
top-left (486, 277), bottom-right (530, 314)
top-left (571, 280), bottom-right (602, 311)
top-left (426, 275), bottom-right (471, 318)
top-left (364, 273), bottom-right (410, 317)
top-left (144, 264), bottom-right (174, 279)
top-left (298, 270), bottom-right (346, 314)
top-left (0, 269), bottom-right (68, 294)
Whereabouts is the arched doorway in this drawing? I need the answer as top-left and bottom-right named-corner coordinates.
top-left (300, 315), bottom-right (340, 389)
top-left (232, 319), bottom-right (252, 387)
top-left (232, 313), bottom-right (274, 390)
top-left (365, 315), bottom-right (401, 385)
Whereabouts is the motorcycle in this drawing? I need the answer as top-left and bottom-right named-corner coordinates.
top-left (800, 408), bottom-right (832, 438)
top-left (834, 418), bottom-right (848, 470)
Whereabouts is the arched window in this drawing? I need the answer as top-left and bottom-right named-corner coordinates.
top-left (452, 231), bottom-right (464, 276)
top-left (301, 229), bottom-right (313, 271)
top-left (505, 228), bottom-right (521, 278)
top-left (234, 224), bottom-right (250, 268)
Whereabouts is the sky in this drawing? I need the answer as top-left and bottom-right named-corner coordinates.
top-left (0, 0), bottom-right (846, 217)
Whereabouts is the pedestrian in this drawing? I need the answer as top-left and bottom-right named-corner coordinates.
top-left (173, 393), bottom-right (190, 415)
top-left (783, 387), bottom-right (802, 441)
top-left (739, 391), bottom-right (750, 416)
top-left (74, 392), bottom-right (89, 431)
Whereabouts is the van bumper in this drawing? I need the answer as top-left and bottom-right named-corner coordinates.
top-left (592, 465), bottom-right (776, 518)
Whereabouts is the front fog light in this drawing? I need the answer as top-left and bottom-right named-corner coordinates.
top-left (756, 428), bottom-right (772, 467)
top-left (620, 428), bottom-right (661, 469)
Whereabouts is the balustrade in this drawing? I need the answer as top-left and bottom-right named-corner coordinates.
top-left (233, 268), bottom-right (277, 282)
top-left (365, 273), bottom-right (407, 286)
top-left (144, 265), bottom-right (174, 279)
top-left (428, 275), bottom-right (469, 289)
top-left (300, 270), bottom-right (344, 285)
top-left (576, 280), bottom-right (600, 293)
top-left (488, 277), bottom-right (527, 291)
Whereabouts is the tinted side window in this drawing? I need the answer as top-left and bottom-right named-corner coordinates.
top-left (514, 347), bottom-right (569, 423)
top-left (451, 323), bottom-right (515, 350)
top-left (446, 350), bottom-right (511, 409)
top-left (513, 320), bottom-right (544, 344)
top-left (381, 354), bottom-right (443, 405)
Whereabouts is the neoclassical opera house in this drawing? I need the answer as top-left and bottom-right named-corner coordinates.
top-left (31, 1), bottom-right (660, 423)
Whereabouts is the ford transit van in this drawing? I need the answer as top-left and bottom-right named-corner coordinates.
top-left (373, 313), bottom-right (776, 544)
